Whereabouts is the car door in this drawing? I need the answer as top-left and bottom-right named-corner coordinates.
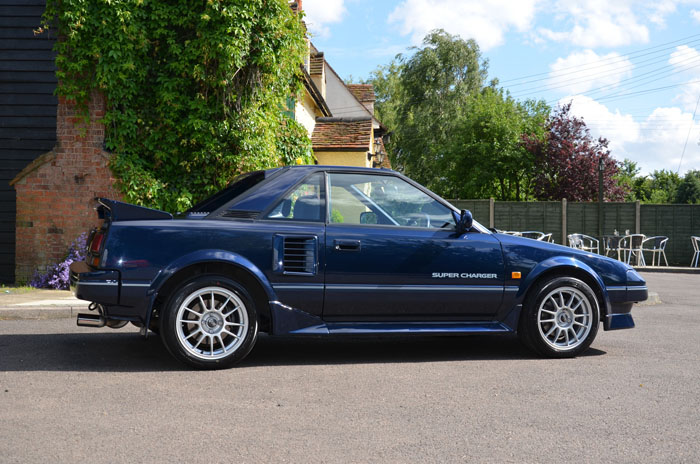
top-left (323, 172), bottom-right (505, 322)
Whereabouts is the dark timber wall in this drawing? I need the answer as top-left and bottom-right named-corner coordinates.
top-left (0, 0), bottom-right (56, 283)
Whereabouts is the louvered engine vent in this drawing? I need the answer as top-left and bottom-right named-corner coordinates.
top-left (282, 237), bottom-right (316, 274)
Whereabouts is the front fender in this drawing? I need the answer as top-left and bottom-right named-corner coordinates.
top-left (517, 256), bottom-right (611, 317)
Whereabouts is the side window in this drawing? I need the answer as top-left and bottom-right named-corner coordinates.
top-left (328, 173), bottom-right (455, 229)
top-left (266, 173), bottom-right (324, 222)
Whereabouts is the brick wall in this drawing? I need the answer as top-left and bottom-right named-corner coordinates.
top-left (11, 92), bottom-right (122, 282)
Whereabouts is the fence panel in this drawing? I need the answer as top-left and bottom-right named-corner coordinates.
top-left (450, 200), bottom-right (490, 226)
top-left (447, 199), bottom-right (700, 266)
top-left (641, 204), bottom-right (700, 266)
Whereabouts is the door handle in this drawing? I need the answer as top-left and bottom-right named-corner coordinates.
top-left (334, 239), bottom-right (361, 251)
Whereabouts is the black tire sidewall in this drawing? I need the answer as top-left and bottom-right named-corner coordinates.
top-left (160, 275), bottom-right (258, 369)
top-left (520, 276), bottom-right (600, 358)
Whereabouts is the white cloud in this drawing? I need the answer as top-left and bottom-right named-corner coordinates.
top-left (388, 0), bottom-right (540, 50)
top-left (537, 1), bottom-right (650, 48)
top-left (692, 9), bottom-right (700, 22)
top-left (303, 0), bottom-right (347, 38)
top-left (548, 50), bottom-right (633, 94)
top-left (560, 95), bottom-right (700, 174)
top-left (669, 46), bottom-right (700, 111)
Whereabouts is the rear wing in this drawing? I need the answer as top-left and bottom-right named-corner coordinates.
top-left (96, 198), bottom-right (173, 222)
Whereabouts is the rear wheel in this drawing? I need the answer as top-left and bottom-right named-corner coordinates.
top-left (160, 276), bottom-right (258, 369)
top-left (519, 276), bottom-right (599, 358)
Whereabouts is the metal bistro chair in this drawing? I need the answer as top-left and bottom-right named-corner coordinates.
top-left (603, 235), bottom-right (623, 261)
top-left (521, 231), bottom-right (545, 240)
top-left (641, 236), bottom-right (669, 267)
top-left (620, 234), bottom-right (646, 266)
top-left (538, 233), bottom-right (553, 243)
top-left (568, 233), bottom-right (600, 254)
top-left (691, 236), bottom-right (700, 268)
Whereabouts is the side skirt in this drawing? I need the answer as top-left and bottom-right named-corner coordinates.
top-left (291, 321), bottom-right (514, 335)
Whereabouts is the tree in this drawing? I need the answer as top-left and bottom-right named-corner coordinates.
top-left (42, 0), bottom-right (312, 211)
top-left (675, 170), bottom-right (700, 204)
top-left (447, 88), bottom-right (549, 200)
top-left (367, 30), bottom-right (549, 200)
top-left (522, 103), bottom-right (627, 201)
top-left (375, 30), bottom-right (487, 191)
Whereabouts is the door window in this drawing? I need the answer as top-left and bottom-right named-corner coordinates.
top-left (328, 173), bottom-right (455, 229)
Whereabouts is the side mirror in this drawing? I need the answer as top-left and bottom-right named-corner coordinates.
top-left (451, 209), bottom-right (473, 235)
top-left (360, 211), bottom-right (377, 224)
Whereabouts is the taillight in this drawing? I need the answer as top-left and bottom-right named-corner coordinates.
top-left (88, 230), bottom-right (105, 267)
top-left (90, 231), bottom-right (104, 254)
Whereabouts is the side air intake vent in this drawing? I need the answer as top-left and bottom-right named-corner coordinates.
top-left (273, 235), bottom-right (317, 275)
top-left (221, 210), bottom-right (259, 219)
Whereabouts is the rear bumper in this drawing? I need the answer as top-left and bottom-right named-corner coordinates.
top-left (69, 261), bottom-right (119, 306)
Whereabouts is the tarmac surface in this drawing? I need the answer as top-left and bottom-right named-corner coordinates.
top-left (0, 271), bottom-right (697, 463)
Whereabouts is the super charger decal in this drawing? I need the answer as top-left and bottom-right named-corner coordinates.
top-left (432, 272), bottom-right (498, 279)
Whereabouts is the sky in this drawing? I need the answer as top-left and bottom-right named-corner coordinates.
top-left (302, 0), bottom-right (700, 176)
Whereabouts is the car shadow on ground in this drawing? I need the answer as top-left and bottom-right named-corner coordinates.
top-left (0, 330), bottom-right (606, 372)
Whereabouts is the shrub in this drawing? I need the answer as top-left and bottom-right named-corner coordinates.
top-left (30, 233), bottom-right (88, 290)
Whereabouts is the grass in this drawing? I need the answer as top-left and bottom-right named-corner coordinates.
top-left (0, 285), bottom-right (36, 295)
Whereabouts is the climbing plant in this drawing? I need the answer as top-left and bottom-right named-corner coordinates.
top-left (40, 0), bottom-right (313, 211)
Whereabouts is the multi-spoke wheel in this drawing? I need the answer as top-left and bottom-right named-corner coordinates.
top-left (519, 276), bottom-right (599, 358)
top-left (160, 276), bottom-right (258, 369)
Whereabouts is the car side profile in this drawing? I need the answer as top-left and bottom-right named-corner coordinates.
top-left (70, 165), bottom-right (647, 369)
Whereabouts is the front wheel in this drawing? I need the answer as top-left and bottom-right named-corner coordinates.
top-left (160, 276), bottom-right (258, 369)
top-left (519, 276), bottom-right (600, 358)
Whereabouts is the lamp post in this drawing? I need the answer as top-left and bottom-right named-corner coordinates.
top-left (598, 158), bottom-right (605, 251)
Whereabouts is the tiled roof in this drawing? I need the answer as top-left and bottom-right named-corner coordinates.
top-left (347, 84), bottom-right (376, 103)
top-left (312, 117), bottom-right (372, 150)
top-left (309, 52), bottom-right (324, 76)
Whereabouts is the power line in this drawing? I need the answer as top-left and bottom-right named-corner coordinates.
top-left (677, 92), bottom-right (700, 173)
top-left (507, 37), bottom-right (700, 89)
top-left (499, 33), bottom-right (700, 84)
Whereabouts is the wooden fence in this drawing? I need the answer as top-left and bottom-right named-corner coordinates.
top-left (450, 199), bottom-right (700, 266)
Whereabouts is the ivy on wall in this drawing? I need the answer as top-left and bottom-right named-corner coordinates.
top-left (40, 0), bottom-right (313, 211)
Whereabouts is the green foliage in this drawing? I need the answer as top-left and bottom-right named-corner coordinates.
top-left (366, 30), bottom-right (549, 200)
top-left (41, 0), bottom-right (311, 212)
top-left (622, 169), bottom-right (681, 203)
top-left (675, 170), bottom-right (700, 204)
top-left (330, 209), bottom-right (344, 223)
top-left (448, 88), bottom-right (549, 200)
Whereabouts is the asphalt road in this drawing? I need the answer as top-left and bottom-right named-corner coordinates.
top-left (0, 272), bottom-right (698, 463)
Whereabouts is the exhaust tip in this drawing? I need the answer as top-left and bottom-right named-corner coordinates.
top-left (77, 312), bottom-right (105, 328)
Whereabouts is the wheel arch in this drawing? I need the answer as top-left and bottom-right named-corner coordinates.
top-left (517, 258), bottom-right (610, 321)
top-left (149, 251), bottom-right (275, 333)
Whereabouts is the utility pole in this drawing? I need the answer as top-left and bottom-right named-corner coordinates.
top-left (598, 158), bottom-right (605, 253)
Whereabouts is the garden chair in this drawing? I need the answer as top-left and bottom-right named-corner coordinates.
top-left (621, 234), bottom-right (646, 266)
top-left (641, 236), bottom-right (669, 266)
top-left (538, 233), bottom-right (553, 243)
top-left (521, 231), bottom-right (545, 240)
top-left (568, 233), bottom-right (599, 254)
top-left (604, 235), bottom-right (623, 260)
top-left (692, 236), bottom-right (700, 268)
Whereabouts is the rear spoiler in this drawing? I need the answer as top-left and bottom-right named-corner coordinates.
top-left (96, 198), bottom-right (173, 222)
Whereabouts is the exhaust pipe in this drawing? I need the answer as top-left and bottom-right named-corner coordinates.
top-left (77, 312), bottom-right (105, 328)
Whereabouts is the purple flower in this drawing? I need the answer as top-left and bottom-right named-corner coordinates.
top-left (30, 233), bottom-right (88, 290)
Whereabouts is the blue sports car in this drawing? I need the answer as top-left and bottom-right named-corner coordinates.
top-left (70, 165), bottom-right (647, 369)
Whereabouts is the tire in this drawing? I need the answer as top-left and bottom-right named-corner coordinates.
top-left (160, 275), bottom-right (258, 369)
top-left (518, 276), bottom-right (600, 358)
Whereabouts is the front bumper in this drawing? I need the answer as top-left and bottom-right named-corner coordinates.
top-left (603, 283), bottom-right (648, 331)
top-left (69, 261), bottom-right (120, 306)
